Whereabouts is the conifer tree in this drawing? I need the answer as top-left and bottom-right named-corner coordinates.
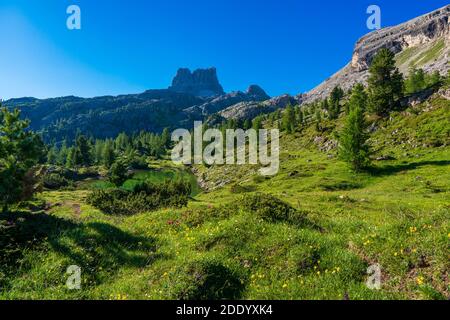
top-left (367, 48), bottom-right (403, 115)
top-left (339, 86), bottom-right (371, 171)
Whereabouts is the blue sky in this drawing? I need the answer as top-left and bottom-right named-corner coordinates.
top-left (0, 0), bottom-right (448, 99)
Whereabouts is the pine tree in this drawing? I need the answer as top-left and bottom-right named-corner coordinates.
top-left (281, 104), bottom-right (296, 133)
top-left (367, 48), bottom-right (404, 115)
top-left (74, 134), bottom-right (92, 167)
top-left (57, 140), bottom-right (68, 166)
top-left (65, 147), bottom-right (76, 168)
top-left (339, 87), bottom-right (371, 171)
top-left (243, 119), bottom-right (252, 130)
top-left (252, 116), bottom-right (263, 131)
top-left (0, 106), bottom-right (44, 211)
top-left (47, 145), bottom-right (58, 165)
top-left (161, 128), bottom-right (171, 149)
top-left (315, 109), bottom-right (322, 132)
top-left (108, 160), bottom-right (128, 186)
top-left (297, 109), bottom-right (304, 127)
top-left (404, 67), bottom-right (426, 94)
top-left (329, 86), bottom-right (344, 120)
top-left (347, 83), bottom-right (368, 113)
top-left (102, 140), bottom-right (115, 168)
top-left (425, 70), bottom-right (441, 88)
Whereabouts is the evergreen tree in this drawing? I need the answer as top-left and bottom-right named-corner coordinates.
top-left (57, 140), bottom-right (68, 166)
top-left (281, 104), bottom-right (296, 133)
top-left (74, 134), bottom-right (92, 167)
top-left (0, 106), bottom-right (45, 212)
top-left (243, 119), bottom-right (252, 130)
top-left (425, 70), bottom-right (442, 88)
top-left (161, 128), bottom-right (171, 149)
top-left (329, 86), bottom-right (344, 120)
top-left (47, 145), bottom-right (58, 165)
top-left (252, 116), bottom-right (263, 131)
top-left (347, 83), bottom-right (368, 114)
top-left (297, 109), bottom-right (304, 127)
top-left (102, 140), bottom-right (115, 168)
top-left (322, 99), bottom-right (329, 112)
top-left (65, 147), bottom-right (76, 168)
top-left (339, 89), bottom-right (371, 171)
top-left (404, 67), bottom-right (426, 94)
top-left (315, 109), bottom-right (322, 132)
top-left (93, 140), bottom-right (104, 165)
top-left (108, 160), bottom-right (128, 186)
top-left (367, 48), bottom-right (404, 115)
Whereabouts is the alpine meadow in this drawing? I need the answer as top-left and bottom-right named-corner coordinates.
top-left (0, 2), bottom-right (449, 302)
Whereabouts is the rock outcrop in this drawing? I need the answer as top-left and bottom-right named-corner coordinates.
top-left (168, 67), bottom-right (225, 97)
top-left (184, 85), bottom-right (270, 117)
top-left (303, 5), bottom-right (449, 104)
top-left (219, 94), bottom-right (299, 120)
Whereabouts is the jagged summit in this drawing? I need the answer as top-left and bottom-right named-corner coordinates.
top-left (168, 67), bottom-right (225, 97)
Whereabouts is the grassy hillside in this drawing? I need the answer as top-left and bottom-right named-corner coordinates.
top-left (1, 95), bottom-right (449, 300)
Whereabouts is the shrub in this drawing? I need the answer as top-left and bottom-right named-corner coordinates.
top-left (241, 193), bottom-right (308, 226)
top-left (230, 184), bottom-right (255, 194)
top-left (171, 258), bottom-right (246, 300)
top-left (108, 160), bottom-right (129, 186)
top-left (87, 180), bottom-right (191, 215)
top-left (43, 173), bottom-right (70, 190)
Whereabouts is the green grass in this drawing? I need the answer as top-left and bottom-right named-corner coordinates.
top-left (88, 168), bottom-right (201, 197)
top-left (0, 97), bottom-right (449, 300)
top-left (411, 39), bottom-right (446, 67)
top-left (396, 46), bottom-right (420, 67)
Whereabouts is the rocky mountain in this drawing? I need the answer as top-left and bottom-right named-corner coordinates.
top-left (302, 4), bottom-right (449, 104)
top-left (4, 6), bottom-right (449, 137)
top-left (219, 94), bottom-right (299, 120)
top-left (4, 68), bottom-right (269, 142)
top-left (218, 5), bottom-right (449, 119)
top-left (169, 67), bottom-right (225, 97)
top-left (184, 85), bottom-right (270, 116)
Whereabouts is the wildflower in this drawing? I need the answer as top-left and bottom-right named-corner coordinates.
top-left (416, 276), bottom-right (425, 286)
top-left (282, 283), bottom-right (288, 289)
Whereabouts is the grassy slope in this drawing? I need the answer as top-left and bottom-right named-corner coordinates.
top-left (1, 97), bottom-right (449, 300)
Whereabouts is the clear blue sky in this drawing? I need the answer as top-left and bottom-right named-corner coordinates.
top-left (0, 0), bottom-right (448, 99)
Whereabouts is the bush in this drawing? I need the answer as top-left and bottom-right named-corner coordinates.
top-left (230, 184), bottom-right (255, 194)
top-left (108, 160), bottom-right (129, 186)
top-left (43, 173), bottom-right (70, 190)
top-left (241, 193), bottom-right (308, 226)
top-left (171, 258), bottom-right (247, 300)
top-left (87, 180), bottom-right (191, 215)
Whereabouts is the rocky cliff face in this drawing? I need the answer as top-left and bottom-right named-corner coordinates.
top-left (183, 85), bottom-right (270, 117)
top-left (302, 5), bottom-right (449, 104)
top-left (169, 67), bottom-right (225, 97)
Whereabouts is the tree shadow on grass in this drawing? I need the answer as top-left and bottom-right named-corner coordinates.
top-left (0, 210), bottom-right (163, 287)
top-left (367, 160), bottom-right (450, 177)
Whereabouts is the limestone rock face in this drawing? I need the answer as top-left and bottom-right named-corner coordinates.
top-left (303, 5), bottom-right (449, 105)
top-left (352, 5), bottom-right (449, 71)
top-left (219, 94), bottom-right (299, 120)
top-left (169, 67), bottom-right (225, 97)
top-left (183, 85), bottom-right (270, 117)
top-left (246, 85), bottom-right (270, 100)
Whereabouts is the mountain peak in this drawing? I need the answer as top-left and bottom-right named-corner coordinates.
top-left (302, 5), bottom-right (449, 105)
top-left (169, 67), bottom-right (225, 97)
